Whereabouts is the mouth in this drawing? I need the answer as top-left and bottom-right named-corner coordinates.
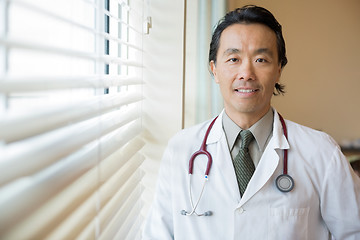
top-left (235, 88), bottom-right (259, 93)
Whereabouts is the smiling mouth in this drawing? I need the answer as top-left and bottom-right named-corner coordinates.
top-left (235, 89), bottom-right (258, 93)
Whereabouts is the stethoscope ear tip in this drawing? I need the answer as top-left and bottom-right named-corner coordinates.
top-left (180, 210), bottom-right (187, 215)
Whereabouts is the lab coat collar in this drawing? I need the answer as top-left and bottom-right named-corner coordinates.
top-left (205, 110), bottom-right (225, 145)
top-left (205, 109), bottom-right (289, 150)
top-left (270, 108), bottom-right (290, 150)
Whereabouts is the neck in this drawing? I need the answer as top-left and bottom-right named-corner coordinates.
top-left (225, 107), bottom-right (271, 130)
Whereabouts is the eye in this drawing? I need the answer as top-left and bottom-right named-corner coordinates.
top-left (255, 58), bottom-right (267, 63)
top-left (228, 58), bottom-right (239, 63)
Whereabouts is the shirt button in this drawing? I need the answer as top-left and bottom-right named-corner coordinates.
top-left (238, 207), bottom-right (244, 214)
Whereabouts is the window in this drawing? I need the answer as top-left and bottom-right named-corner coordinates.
top-left (0, 0), bottom-right (145, 239)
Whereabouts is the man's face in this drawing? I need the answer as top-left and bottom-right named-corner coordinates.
top-left (210, 23), bottom-right (282, 125)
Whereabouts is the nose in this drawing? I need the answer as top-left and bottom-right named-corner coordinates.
top-left (237, 60), bottom-right (255, 81)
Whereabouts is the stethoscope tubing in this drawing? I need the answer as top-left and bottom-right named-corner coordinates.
top-left (183, 113), bottom-right (294, 216)
top-left (187, 174), bottom-right (208, 216)
top-left (278, 113), bottom-right (288, 175)
top-left (276, 113), bottom-right (294, 192)
top-left (183, 117), bottom-right (217, 217)
top-left (188, 116), bottom-right (218, 176)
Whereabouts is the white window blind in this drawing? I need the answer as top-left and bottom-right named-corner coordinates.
top-left (0, 0), bottom-right (146, 239)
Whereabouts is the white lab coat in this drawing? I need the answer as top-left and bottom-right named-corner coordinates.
top-left (142, 109), bottom-right (360, 240)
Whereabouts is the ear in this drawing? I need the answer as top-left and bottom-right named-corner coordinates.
top-left (210, 60), bottom-right (219, 83)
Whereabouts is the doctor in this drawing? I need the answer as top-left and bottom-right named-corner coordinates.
top-left (142, 5), bottom-right (360, 240)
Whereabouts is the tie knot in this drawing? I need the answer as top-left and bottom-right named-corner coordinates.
top-left (240, 130), bottom-right (254, 149)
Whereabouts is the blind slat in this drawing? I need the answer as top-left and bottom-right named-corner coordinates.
top-left (0, 123), bottom-right (142, 237)
top-left (48, 163), bottom-right (144, 240)
top-left (97, 158), bottom-right (144, 233)
top-left (0, 138), bottom-right (145, 240)
top-left (0, 92), bottom-right (142, 143)
top-left (114, 0), bottom-right (143, 17)
top-left (100, 194), bottom-right (142, 240)
top-left (0, 37), bottom-right (143, 67)
top-left (102, 32), bottom-right (143, 51)
top-left (103, 8), bottom-right (142, 34)
top-left (124, 214), bottom-right (143, 240)
top-left (1, 0), bottom-right (146, 238)
top-left (0, 76), bottom-right (142, 93)
top-left (113, 200), bottom-right (142, 240)
top-left (10, 0), bottom-right (96, 37)
top-left (10, 0), bottom-right (143, 38)
top-left (0, 113), bottom-right (141, 186)
top-left (0, 121), bottom-right (142, 235)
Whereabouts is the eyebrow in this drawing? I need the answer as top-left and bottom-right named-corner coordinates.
top-left (255, 48), bottom-right (274, 57)
top-left (223, 48), bottom-right (240, 56)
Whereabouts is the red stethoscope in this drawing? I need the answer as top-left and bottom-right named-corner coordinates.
top-left (181, 113), bottom-right (294, 217)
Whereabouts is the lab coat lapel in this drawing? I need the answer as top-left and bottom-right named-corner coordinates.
top-left (239, 110), bottom-right (290, 206)
top-left (206, 111), bottom-right (242, 200)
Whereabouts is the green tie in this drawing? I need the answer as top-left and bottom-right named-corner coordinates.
top-left (233, 130), bottom-right (255, 196)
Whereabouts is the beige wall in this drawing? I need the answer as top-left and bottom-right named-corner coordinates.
top-left (228, 0), bottom-right (360, 143)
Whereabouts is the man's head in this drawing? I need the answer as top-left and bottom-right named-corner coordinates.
top-left (209, 6), bottom-right (287, 127)
top-left (209, 5), bottom-right (287, 95)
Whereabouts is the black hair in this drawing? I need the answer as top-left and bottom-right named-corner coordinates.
top-left (209, 5), bottom-right (287, 95)
top-left (350, 159), bottom-right (360, 173)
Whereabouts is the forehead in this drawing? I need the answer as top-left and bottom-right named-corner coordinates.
top-left (218, 23), bottom-right (278, 53)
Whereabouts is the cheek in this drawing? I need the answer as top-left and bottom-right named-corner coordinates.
top-left (218, 77), bottom-right (234, 92)
top-left (214, 70), bottom-right (227, 85)
top-left (261, 69), bottom-right (281, 89)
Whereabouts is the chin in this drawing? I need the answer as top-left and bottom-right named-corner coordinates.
top-left (234, 104), bottom-right (268, 116)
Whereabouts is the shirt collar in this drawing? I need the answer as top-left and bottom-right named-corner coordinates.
top-left (222, 108), bottom-right (274, 152)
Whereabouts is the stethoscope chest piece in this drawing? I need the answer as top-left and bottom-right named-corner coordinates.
top-left (276, 174), bottom-right (294, 192)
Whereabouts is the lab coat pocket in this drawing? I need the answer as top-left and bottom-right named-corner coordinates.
top-left (269, 207), bottom-right (310, 240)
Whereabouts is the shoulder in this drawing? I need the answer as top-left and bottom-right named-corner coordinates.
top-left (161, 119), bottom-right (216, 164)
top-left (285, 119), bottom-right (340, 153)
top-left (168, 119), bottom-right (213, 146)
